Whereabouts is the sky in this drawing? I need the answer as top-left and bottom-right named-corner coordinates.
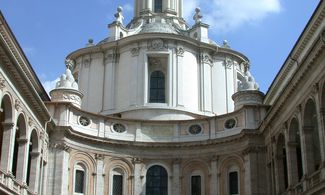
top-left (0, 0), bottom-right (320, 94)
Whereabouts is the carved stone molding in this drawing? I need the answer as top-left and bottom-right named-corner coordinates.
top-left (30, 151), bottom-right (41, 158)
top-left (241, 61), bottom-right (250, 72)
top-left (95, 153), bottom-right (105, 160)
top-left (148, 39), bottom-right (167, 51)
top-left (172, 158), bottom-right (181, 164)
top-left (105, 52), bottom-right (120, 63)
top-left (28, 117), bottom-right (33, 127)
top-left (131, 47), bottom-right (140, 57)
top-left (2, 122), bottom-right (14, 128)
top-left (15, 99), bottom-right (21, 111)
top-left (0, 77), bottom-right (5, 90)
top-left (201, 53), bottom-right (213, 66)
top-left (132, 157), bottom-right (143, 164)
top-left (312, 83), bottom-right (319, 94)
top-left (176, 47), bottom-right (184, 57)
top-left (242, 146), bottom-right (267, 155)
top-left (65, 58), bottom-right (75, 70)
top-left (83, 58), bottom-right (91, 68)
top-left (224, 57), bottom-right (234, 69)
top-left (17, 138), bottom-right (28, 144)
top-left (148, 58), bottom-right (162, 67)
top-left (321, 29), bottom-right (325, 44)
top-left (51, 143), bottom-right (71, 152)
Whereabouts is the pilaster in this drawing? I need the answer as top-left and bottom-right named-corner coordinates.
top-left (0, 122), bottom-right (15, 173)
top-left (133, 158), bottom-right (143, 195)
top-left (172, 159), bottom-right (180, 195)
top-left (15, 138), bottom-right (28, 183)
top-left (95, 154), bottom-right (105, 195)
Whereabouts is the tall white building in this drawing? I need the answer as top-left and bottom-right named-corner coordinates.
top-left (0, 0), bottom-right (325, 194)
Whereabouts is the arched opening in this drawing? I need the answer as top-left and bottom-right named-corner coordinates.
top-left (288, 118), bottom-right (303, 184)
top-left (303, 99), bottom-right (321, 173)
top-left (0, 95), bottom-right (13, 165)
top-left (146, 165), bottom-right (167, 195)
top-left (321, 84), bottom-right (325, 132)
top-left (154, 0), bottom-right (163, 13)
top-left (149, 71), bottom-right (165, 103)
top-left (276, 134), bottom-right (288, 193)
top-left (12, 114), bottom-right (27, 178)
top-left (26, 130), bottom-right (39, 191)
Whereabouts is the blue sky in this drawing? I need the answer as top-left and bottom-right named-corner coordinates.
top-left (0, 0), bottom-right (320, 93)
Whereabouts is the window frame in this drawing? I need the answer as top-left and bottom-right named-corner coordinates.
top-left (227, 166), bottom-right (240, 195)
top-left (109, 167), bottom-right (126, 195)
top-left (73, 163), bottom-right (87, 195)
top-left (145, 54), bottom-right (170, 106)
top-left (190, 170), bottom-right (204, 195)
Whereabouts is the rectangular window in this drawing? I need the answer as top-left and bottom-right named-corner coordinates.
top-left (113, 175), bottom-right (123, 195)
top-left (191, 175), bottom-right (201, 195)
top-left (229, 171), bottom-right (239, 195)
top-left (75, 170), bottom-right (85, 193)
top-left (154, 0), bottom-right (163, 13)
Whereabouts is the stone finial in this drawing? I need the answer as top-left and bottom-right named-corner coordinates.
top-left (86, 38), bottom-right (94, 47)
top-left (238, 70), bottom-right (259, 91)
top-left (223, 40), bottom-right (230, 48)
top-left (114, 6), bottom-right (124, 25)
top-left (193, 7), bottom-right (203, 24)
top-left (55, 68), bottom-right (78, 90)
top-left (65, 58), bottom-right (75, 70)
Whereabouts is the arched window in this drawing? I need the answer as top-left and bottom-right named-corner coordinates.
top-left (146, 165), bottom-right (167, 195)
top-left (276, 134), bottom-right (288, 193)
top-left (149, 71), bottom-right (165, 103)
top-left (74, 163), bottom-right (86, 194)
top-left (0, 101), bottom-right (5, 162)
top-left (191, 175), bottom-right (201, 195)
top-left (288, 118), bottom-right (303, 184)
top-left (26, 130), bottom-right (40, 191)
top-left (111, 168), bottom-right (124, 195)
top-left (304, 99), bottom-right (321, 173)
top-left (154, 0), bottom-right (163, 13)
top-left (12, 114), bottom-right (27, 178)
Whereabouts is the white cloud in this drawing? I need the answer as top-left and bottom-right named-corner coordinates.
top-left (42, 78), bottom-right (59, 95)
top-left (22, 47), bottom-right (36, 56)
top-left (183, 0), bottom-right (281, 33)
top-left (122, 3), bottom-right (134, 13)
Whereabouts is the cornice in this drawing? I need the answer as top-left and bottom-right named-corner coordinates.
top-left (51, 126), bottom-right (261, 150)
top-left (0, 14), bottom-right (51, 124)
top-left (264, 2), bottom-right (325, 105)
top-left (66, 33), bottom-right (249, 66)
top-left (260, 34), bottom-right (325, 134)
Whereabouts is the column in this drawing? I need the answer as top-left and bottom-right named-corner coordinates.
top-left (172, 160), bottom-right (180, 195)
top-left (15, 138), bottom-right (28, 183)
top-left (133, 158), bottom-right (143, 195)
top-left (302, 126), bottom-right (315, 174)
top-left (286, 141), bottom-right (299, 187)
top-left (95, 155), bottom-right (105, 195)
top-left (0, 122), bottom-right (14, 173)
top-left (244, 147), bottom-right (268, 195)
top-left (103, 52), bottom-right (116, 111)
top-left (28, 151), bottom-right (41, 192)
top-left (47, 144), bottom-right (70, 195)
top-left (210, 158), bottom-right (218, 195)
top-left (176, 47), bottom-right (184, 107)
top-left (200, 54), bottom-right (212, 112)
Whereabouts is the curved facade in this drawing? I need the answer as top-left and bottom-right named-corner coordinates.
top-left (0, 0), bottom-right (325, 195)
